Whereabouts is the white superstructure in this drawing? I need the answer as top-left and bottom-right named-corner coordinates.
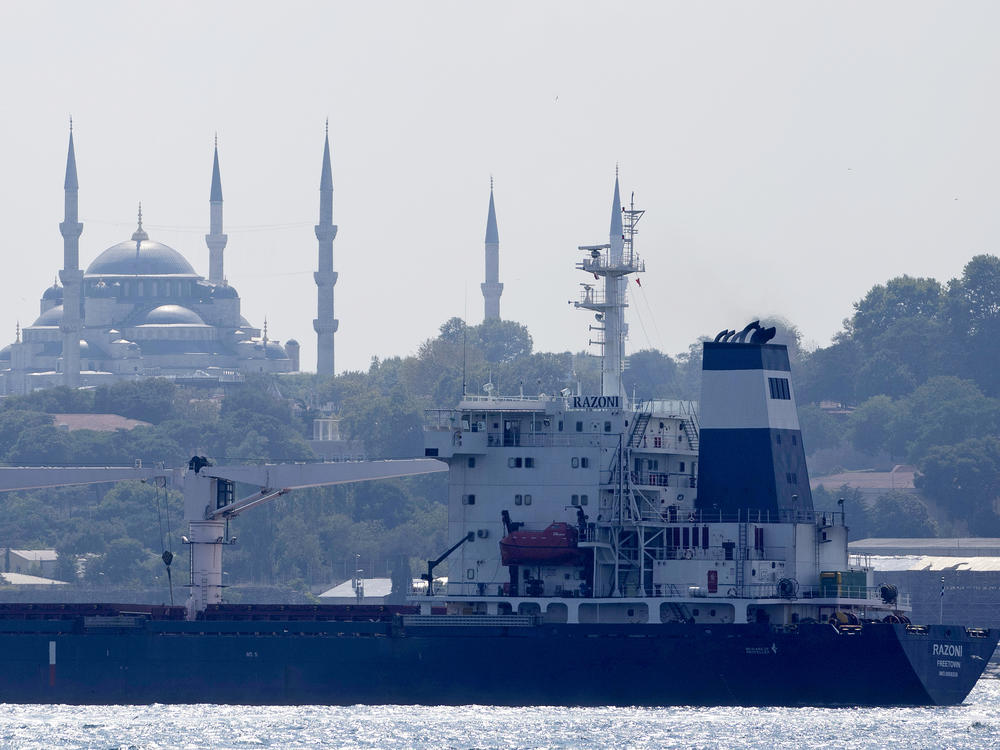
top-left (423, 176), bottom-right (907, 627)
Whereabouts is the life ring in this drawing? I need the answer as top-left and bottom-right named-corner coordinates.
top-left (683, 549), bottom-right (694, 560)
top-left (726, 588), bottom-right (737, 597)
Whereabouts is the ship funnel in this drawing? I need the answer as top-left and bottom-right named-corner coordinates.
top-left (695, 334), bottom-right (812, 517)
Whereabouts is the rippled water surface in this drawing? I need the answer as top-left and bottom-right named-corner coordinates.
top-left (2, 680), bottom-right (999, 749)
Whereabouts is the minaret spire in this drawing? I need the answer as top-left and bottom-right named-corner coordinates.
top-left (480, 178), bottom-right (503, 321)
top-left (59, 122), bottom-right (84, 387)
top-left (313, 122), bottom-right (339, 375)
top-left (206, 136), bottom-right (228, 283)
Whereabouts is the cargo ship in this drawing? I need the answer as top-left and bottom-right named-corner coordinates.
top-left (0, 177), bottom-right (995, 706)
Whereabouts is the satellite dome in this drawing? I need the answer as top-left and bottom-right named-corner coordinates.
top-left (42, 284), bottom-right (63, 301)
top-left (139, 305), bottom-right (207, 326)
top-left (32, 305), bottom-right (63, 327)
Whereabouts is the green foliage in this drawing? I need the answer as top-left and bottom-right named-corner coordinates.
top-left (917, 437), bottom-right (1000, 535)
top-left (796, 404), bottom-right (843, 454)
top-left (623, 349), bottom-right (679, 401)
top-left (847, 395), bottom-right (897, 457)
top-left (813, 485), bottom-right (937, 539)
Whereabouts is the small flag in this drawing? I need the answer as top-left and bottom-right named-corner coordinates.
top-left (594, 274), bottom-right (599, 280)
top-left (635, 278), bottom-right (642, 287)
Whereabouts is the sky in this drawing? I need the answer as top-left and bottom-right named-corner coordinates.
top-left (0, 1), bottom-right (997, 375)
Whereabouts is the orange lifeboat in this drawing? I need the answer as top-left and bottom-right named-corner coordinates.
top-left (499, 522), bottom-right (584, 566)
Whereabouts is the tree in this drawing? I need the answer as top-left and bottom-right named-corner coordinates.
top-left (917, 437), bottom-right (1000, 535)
top-left (945, 255), bottom-right (1000, 395)
top-left (797, 404), bottom-right (842, 454)
top-left (850, 275), bottom-right (943, 351)
top-left (867, 492), bottom-right (937, 537)
top-left (847, 395), bottom-right (898, 457)
top-left (623, 349), bottom-right (679, 401)
top-left (889, 377), bottom-right (1000, 461)
top-left (474, 319), bottom-right (533, 364)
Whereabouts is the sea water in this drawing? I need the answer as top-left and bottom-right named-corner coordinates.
top-left (1, 679), bottom-right (998, 750)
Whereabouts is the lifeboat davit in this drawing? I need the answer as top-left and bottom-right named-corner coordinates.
top-left (499, 522), bottom-right (584, 566)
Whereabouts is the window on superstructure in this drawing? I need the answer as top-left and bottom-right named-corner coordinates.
top-left (515, 494), bottom-right (523, 505)
top-left (462, 494), bottom-right (476, 505)
top-left (576, 421), bottom-right (583, 432)
top-left (524, 495), bottom-right (532, 505)
top-left (525, 457), bottom-right (535, 468)
top-left (581, 457), bottom-right (589, 468)
top-left (468, 457), bottom-right (476, 468)
top-left (604, 421), bottom-right (612, 432)
top-left (558, 421), bottom-right (564, 432)
top-left (679, 461), bottom-right (685, 473)
top-left (572, 495), bottom-right (579, 506)
top-left (768, 377), bottom-right (791, 400)
top-left (571, 457), bottom-right (579, 468)
top-left (581, 494), bottom-right (588, 505)
top-left (508, 457), bottom-right (522, 468)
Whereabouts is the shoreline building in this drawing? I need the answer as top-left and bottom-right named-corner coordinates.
top-left (0, 127), bottom-right (301, 394)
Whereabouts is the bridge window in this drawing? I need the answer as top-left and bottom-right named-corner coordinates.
top-left (768, 377), bottom-right (791, 400)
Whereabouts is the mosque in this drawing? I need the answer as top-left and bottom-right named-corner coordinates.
top-left (0, 125), bottom-right (343, 394)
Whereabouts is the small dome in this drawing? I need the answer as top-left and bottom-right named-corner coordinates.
top-left (86, 239), bottom-right (197, 277)
top-left (212, 284), bottom-right (239, 299)
top-left (42, 284), bottom-right (63, 301)
top-left (0, 345), bottom-right (10, 361)
top-left (285, 338), bottom-right (300, 347)
top-left (139, 305), bottom-right (207, 326)
top-left (32, 305), bottom-right (63, 327)
top-left (265, 341), bottom-right (288, 359)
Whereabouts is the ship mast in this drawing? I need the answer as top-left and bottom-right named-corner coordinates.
top-left (574, 172), bottom-right (644, 400)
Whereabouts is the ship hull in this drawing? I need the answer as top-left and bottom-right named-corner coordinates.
top-left (0, 617), bottom-right (995, 706)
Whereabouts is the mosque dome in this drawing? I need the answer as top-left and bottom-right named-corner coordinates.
top-left (32, 305), bottom-right (63, 327)
top-left (138, 305), bottom-right (207, 326)
top-left (86, 240), bottom-right (197, 277)
top-left (42, 284), bottom-right (63, 301)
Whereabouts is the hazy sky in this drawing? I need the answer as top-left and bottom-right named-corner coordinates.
top-left (0, 2), bottom-right (997, 375)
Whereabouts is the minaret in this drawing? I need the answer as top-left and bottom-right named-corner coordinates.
top-left (59, 120), bottom-right (83, 387)
top-left (206, 135), bottom-right (228, 283)
top-left (480, 179), bottom-right (503, 321)
top-left (313, 121), bottom-right (339, 375)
